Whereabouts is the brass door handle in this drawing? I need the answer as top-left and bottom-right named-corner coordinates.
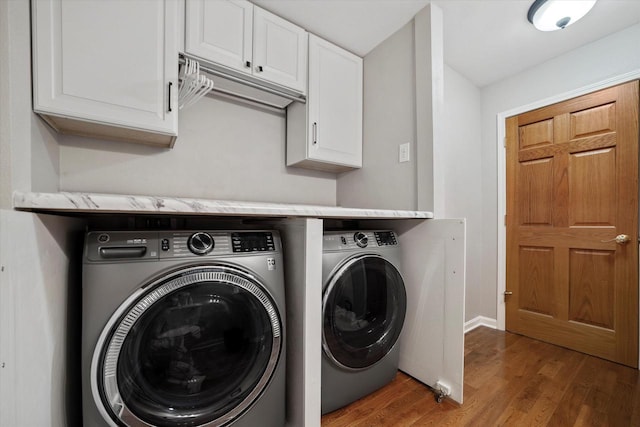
top-left (504, 290), bottom-right (513, 302)
top-left (601, 234), bottom-right (631, 244)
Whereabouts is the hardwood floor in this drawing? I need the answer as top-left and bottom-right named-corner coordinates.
top-left (321, 327), bottom-right (640, 426)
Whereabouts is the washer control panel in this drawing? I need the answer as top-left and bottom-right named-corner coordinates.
top-left (85, 230), bottom-right (280, 262)
top-left (323, 230), bottom-right (398, 251)
top-left (162, 232), bottom-right (231, 258)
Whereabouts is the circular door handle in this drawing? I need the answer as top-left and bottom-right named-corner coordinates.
top-left (504, 291), bottom-right (513, 296)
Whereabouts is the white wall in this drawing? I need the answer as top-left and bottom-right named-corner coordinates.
top-left (0, 0), bottom-right (10, 209)
top-left (0, 0), bottom-right (60, 210)
top-left (0, 2), bottom-right (78, 426)
top-left (0, 211), bottom-right (85, 427)
top-left (59, 95), bottom-right (337, 206)
top-left (414, 4), bottom-right (444, 216)
top-left (479, 23), bottom-right (640, 322)
top-left (442, 65), bottom-right (482, 322)
top-left (336, 21), bottom-right (416, 210)
top-left (337, 4), bottom-right (445, 215)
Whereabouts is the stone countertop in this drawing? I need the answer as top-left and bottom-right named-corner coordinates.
top-left (12, 191), bottom-right (434, 219)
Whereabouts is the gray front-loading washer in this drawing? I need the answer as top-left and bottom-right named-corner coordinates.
top-left (321, 230), bottom-right (407, 414)
top-left (82, 230), bottom-right (286, 427)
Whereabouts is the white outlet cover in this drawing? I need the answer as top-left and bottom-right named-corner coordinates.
top-left (399, 143), bottom-right (410, 163)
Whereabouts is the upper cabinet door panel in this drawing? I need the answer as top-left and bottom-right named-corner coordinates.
top-left (308, 35), bottom-right (362, 168)
top-left (185, 0), bottom-right (253, 75)
top-left (32, 0), bottom-right (178, 135)
top-left (184, 0), bottom-right (307, 94)
top-left (252, 7), bottom-right (307, 93)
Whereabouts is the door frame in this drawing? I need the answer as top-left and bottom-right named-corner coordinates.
top-left (496, 69), bottom-right (640, 367)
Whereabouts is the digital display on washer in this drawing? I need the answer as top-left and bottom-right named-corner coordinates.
top-left (374, 231), bottom-right (397, 246)
top-left (232, 232), bottom-right (275, 252)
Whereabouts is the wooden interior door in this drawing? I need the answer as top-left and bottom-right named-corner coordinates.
top-left (506, 81), bottom-right (639, 368)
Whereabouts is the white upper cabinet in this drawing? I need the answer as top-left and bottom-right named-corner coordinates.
top-left (252, 7), bottom-right (308, 93)
top-left (287, 35), bottom-right (363, 172)
top-left (185, 0), bottom-right (308, 94)
top-left (31, 0), bottom-right (178, 147)
top-left (184, 0), bottom-right (253, 76)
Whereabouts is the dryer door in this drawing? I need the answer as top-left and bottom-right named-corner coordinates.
top-left (93, 265), bottom-right (282, 427)
top-left (322, 254), bottom-right (407, 370)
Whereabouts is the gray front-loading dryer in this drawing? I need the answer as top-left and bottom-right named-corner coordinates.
top-left (82, 230), bottom-right (286, 427)
top-left (321, 230), bottom-right (407, 414)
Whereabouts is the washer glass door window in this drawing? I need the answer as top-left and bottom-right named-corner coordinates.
top-left (323, 254), bottom-right (406, 370)
top-left (96, 266), bottom-right (282, 427)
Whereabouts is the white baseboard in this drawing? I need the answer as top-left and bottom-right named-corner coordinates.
top-left (464, 316), bottom-right (497, 333)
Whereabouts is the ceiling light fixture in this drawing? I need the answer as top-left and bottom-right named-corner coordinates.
top-left (527, 0), bottom-right (597, 32)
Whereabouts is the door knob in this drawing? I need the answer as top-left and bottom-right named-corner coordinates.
top-left (504, 291), bottom-right (513, 296)
top-left (601, 234), bottom-right (631, 244)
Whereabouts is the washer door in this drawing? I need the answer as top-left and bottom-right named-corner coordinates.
top-left (322, 254), bottom-right (407, 370)
top-left (93, 265), bottom-right (282, 427)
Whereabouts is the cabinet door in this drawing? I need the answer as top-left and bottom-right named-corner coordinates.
top-left (185, 0), bottom-right (253, 76)
top-left (308, 35), bottom-right (362, 168)
top-left (32, 0), bottom-right (178, 136)
top-left (370, 218), bottom-right (467, 404)
top-left (252, 7), bottom-right (307, 93)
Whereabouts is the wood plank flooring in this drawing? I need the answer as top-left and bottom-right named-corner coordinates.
top-left (321, 327), bottom-right (640, 426)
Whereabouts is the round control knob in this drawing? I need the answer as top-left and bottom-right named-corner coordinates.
top-left (353, 232), bottom-right (368, 248)
top-left (188, 232), bottom-right (214, 255)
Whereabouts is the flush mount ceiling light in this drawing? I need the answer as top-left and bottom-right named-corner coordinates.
top-left (528, 0), bottom-right (597, 31)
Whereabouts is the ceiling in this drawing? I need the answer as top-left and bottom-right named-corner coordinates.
top-left (252, 0), bottom-right (640, 87)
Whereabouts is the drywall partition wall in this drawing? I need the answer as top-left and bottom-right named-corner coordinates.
top-left (31, 120), bottom-right (62, 194)
top-left (481, 23), bottom-right (640, 325)
top-left (415, 4), bottom-right (444, 216)
top-left (443, 65), bottom-right (483, 322)
top-left (0, 3), bottom-right (71, 425)
top-left (336, 20), bottom-right (416, 210)
top-left (0, 0), bottom-right (11, 209)
top-left (0, 0), bottom-right (61, 209)
top-left (276, 219), bottom-right (323, 427)
top-left (337, 3), bottom-right (444, 214)
top-left (59, 95), bottom-right (337, 206)
top-left (0, 211), bottom-right (85, 427)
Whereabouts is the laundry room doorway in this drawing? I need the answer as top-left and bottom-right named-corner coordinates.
top-left (504, 80), bottom-right (639, 368)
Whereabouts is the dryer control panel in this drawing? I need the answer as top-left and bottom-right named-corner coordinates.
top-left (323, 230), bottom-right (398, 252)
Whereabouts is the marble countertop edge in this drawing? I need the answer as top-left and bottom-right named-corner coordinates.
top-left (12, 191), bottom-right (434, 220)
